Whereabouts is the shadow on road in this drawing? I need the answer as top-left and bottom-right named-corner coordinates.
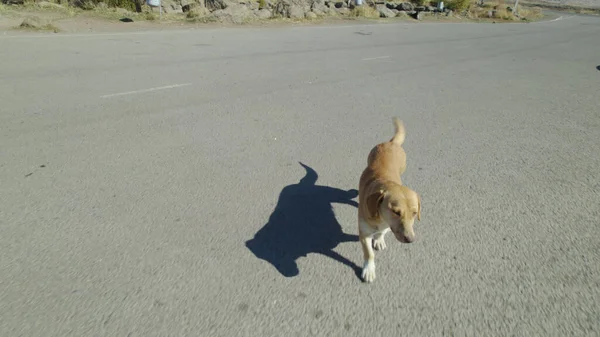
top-left (597, 65), bottom-right (600, 71)
top-left (245, 162), bottom-right (361, 279)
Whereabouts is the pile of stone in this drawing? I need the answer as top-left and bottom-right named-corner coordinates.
top-left (72, 0), bottom-right (454, 23)
top-left (156, 0), bottom-right (328, 22)
top-left (375, 2), bottom-right (454, 19)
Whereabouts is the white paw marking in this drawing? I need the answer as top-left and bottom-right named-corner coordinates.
top-left (373, 236), bottom-right (386, 251)
top-left (362, 261), bottom-right (376, 283)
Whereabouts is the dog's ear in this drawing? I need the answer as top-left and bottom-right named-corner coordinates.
top-left (366, 190), bottom-right (385, 220)
top-left (416, 193), bottom-right (421, 221)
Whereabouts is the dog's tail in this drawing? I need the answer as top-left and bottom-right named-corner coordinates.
top-left (390, 117), bottom-right (405, 145)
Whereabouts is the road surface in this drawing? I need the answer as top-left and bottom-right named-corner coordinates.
top-left (1, 14), bottom-right (600, 337)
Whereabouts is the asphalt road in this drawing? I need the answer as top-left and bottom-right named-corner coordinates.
top-left (1, 13), bottom-right (600, 337)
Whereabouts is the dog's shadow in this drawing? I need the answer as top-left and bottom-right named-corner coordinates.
top-left (245, 162), bottom-right (361, 278)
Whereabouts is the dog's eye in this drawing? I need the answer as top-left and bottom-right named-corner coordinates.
top-left (394, 210), bottom-right (402, 217)
top-left (412, 211), bottom-right (417, 216)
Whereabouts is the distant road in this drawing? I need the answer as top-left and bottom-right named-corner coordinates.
top-left (1, 14), bottom-right (600, 337)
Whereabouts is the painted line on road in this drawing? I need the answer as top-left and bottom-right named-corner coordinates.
top-left (100, 83), bottom-right (192, 98)
top-left (362, 56), bottom-right (391, 61)
top-left (530, 15), bottom-right (574, 24)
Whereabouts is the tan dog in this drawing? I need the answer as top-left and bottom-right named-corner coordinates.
top-left (357, 118), bottom-right (421, 283)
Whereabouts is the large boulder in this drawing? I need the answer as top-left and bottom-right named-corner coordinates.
top-left (187, 5), bottom-right (211, 16)
top-left (160, 0), bottom-right (184, 13)
top-left (305, 11), bottom-right (318, 19)
top-left (398, 2), bottom-right (413, 11)
top-left (254, 8), bottom-right (273, 18)
top-left (38, 1), bottom-right (65, 9)
top-left (396, 10), bottom-right (409, 18)
top-left (205, 0), bottom-right (227, 10)
top-left (311, 0), bottom-right (329, 14)
top-left (289, 5), bottom-right (305, 18)
top-left (211, 3), bottom-right (255, 23)
top-left (376, 4), bottom-right (396, 17)
top-left (20, 16), bottom-right (46, 29)
top-left (272, 0), bottom-right (309, 18)
top-left (336, 7), bottom-right (350, 15)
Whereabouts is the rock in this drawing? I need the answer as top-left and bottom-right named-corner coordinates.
top-left (445, 9), bottom-right (452, 16)
top-left (159, 0), bottom-right (183, 13)
top-left (289, 5), bottom-right (305, 18)
top-left (426, 5), bottom-right (435, 11)
top-left (254, 8), bottom-right (273, 19)
top-left (390, 8), bottom-right (398, 14)
top-left (312, 7), bottom-right (325, 15)
top-left (376, 4), bottom-right (396, 17)
top-left (312, 2), bottom-right (329, 14)
top-left (205, 0), bottom-right (227, 10)
top-left (272, 0), bottom-right (309, 18)
top-left (385, 2), bottom-right (395, 9)
top-left (168, 5), bottom-right (184, 13)
top-left (415, 10), bottom-right (422, 19)
top-left (399, 2), bottom-right (413, 11)
top-left (336, 7), bottom-right (350, 15)
top-left (20, 16), bottom-right (46, 29)
top-left (305, 10), bottom-right (317, 19)
top-left (96, 2), bottom-right (108, 9)
top-left (38, 1), bottom-right (64, 9)
top-left (187, 6), bottom-right (210, 17)
top-left (182, 3), bottom-right (198, 12)
top-left (214, 3), bottom-right (254, 23)
top-left (415, 5), bottom-right (425, 11)
top-left (396, 9), bottom-right (409, 17)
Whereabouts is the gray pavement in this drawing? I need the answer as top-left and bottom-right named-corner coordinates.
top-left (1, 14), bottom-right (600, 337)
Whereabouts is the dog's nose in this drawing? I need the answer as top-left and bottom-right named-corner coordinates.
top-left (403, 233), bottom-right (415, 243)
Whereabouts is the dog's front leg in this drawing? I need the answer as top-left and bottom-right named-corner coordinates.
top-left (360, 234), bottom-right (376, 283)
top-left (373, 228), bottom-right (389, 251)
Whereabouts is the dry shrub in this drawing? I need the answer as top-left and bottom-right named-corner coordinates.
top-left (517, 6), bottom-right (543, 20)
top-left (350, 5), bottom-right (379, 18)
top-left (446, 0), bottom-right (470, 12)
top-left (494, 7), bottom-right (515, 19)
top-left (467, 1), bottom-right (542, 21)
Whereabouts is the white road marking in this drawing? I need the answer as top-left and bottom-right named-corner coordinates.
top-left (530, 15), bottom-right (574, 24)
top-left (362, 56), bottom-right (391, 61)
top-left (100, 83), bottom-right (192, 98)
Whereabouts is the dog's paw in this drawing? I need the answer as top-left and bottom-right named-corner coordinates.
top-left (361, 261), bottom-right (376, 283)
top-left (373, 236), bottom-right (387, 251)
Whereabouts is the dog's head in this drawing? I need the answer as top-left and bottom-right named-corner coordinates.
top-left (365, 186), bottom-right (421, 243)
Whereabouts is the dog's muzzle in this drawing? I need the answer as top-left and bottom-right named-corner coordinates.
top-left (393, 230), bottom-right (415, 243)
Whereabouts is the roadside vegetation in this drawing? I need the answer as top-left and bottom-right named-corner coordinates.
top-left (1, 0), bottom-right (548, 32)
